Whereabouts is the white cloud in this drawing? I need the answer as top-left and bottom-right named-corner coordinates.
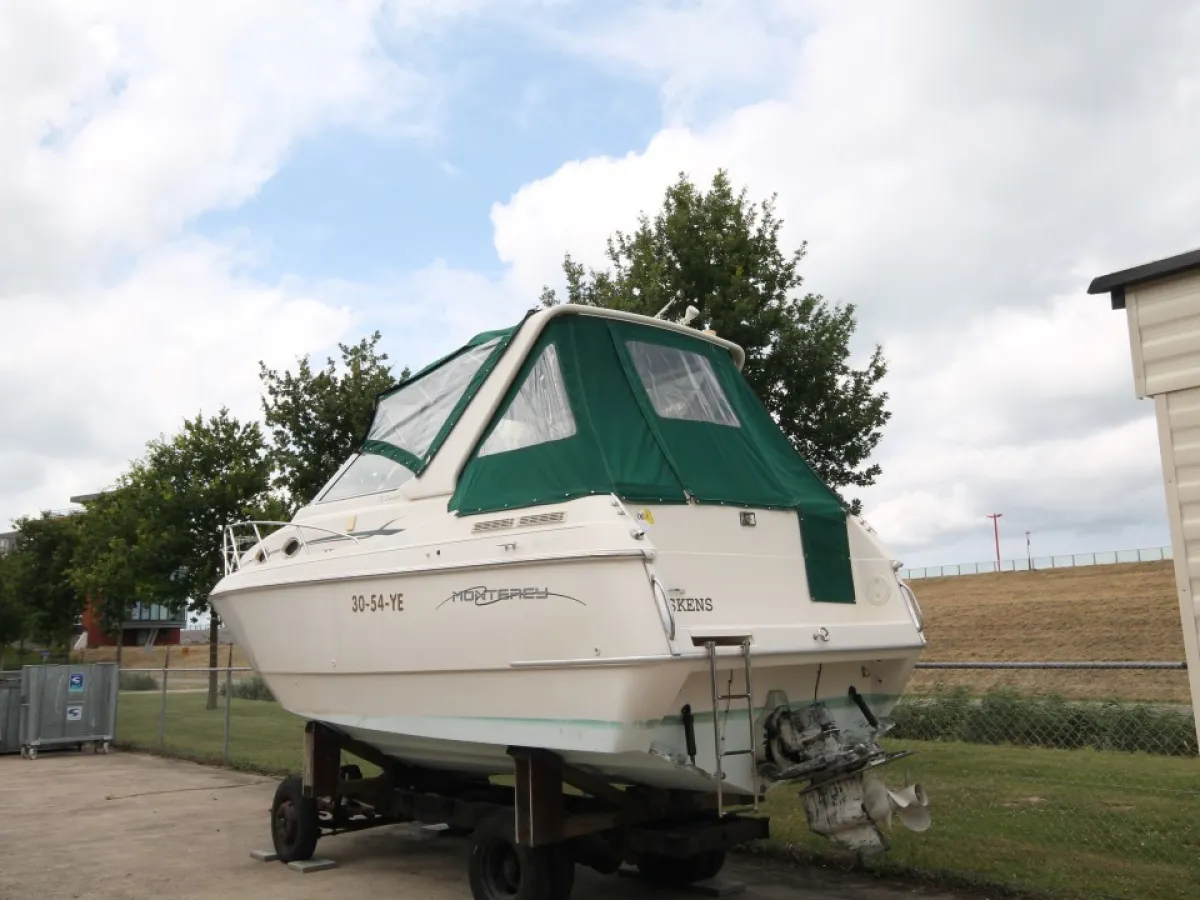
top-left (0, 0), bottom-right (434, 299)
top-left (6, 0), bottom-right (1199, 576)
top-left (0, 239), bottom-right (352, 521)
top-left (0, 0), bottom-right (486, 527)
top-left (313, 258), bottom-right (539, 368)
top-left (539, 0), bottom-right (806, 120)
top-left (387, 0), bottom-right (565, 31)
top-left (486, 0), bottom-right (1200, 564)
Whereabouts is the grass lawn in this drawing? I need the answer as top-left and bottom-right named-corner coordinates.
top-left (117, 687), bottom-right (307, 773)
top-left (114, 693), bottom-right (1199, 900)
top-left (762, 738), bottom-right (1199, 900)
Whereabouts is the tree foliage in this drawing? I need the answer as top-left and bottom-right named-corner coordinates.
top-left (8, 511), bottom-right (85, 651)
top-left (72, 408), bottom-right (278, 708)
top-left (539, 170), bottom-right (890, 512)
top-left (0, 547), bottom-right (31, 652)
top-left (258, 332), bottom-right (405, 510)
top-left (71, 478), bottom-right (186, 640)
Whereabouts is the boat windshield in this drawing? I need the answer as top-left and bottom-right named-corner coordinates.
top-left (317, 453), bottom-right (415, 503)
top-left (363, 337), bottom-right (502, 463)
top-left (314, 335), bottom-right (504, 504)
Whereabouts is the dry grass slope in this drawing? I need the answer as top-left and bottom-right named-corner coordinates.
top-left (908, 560), bottom-right (1190, 703)
top-left (80, 644), bottom-right (252, 670)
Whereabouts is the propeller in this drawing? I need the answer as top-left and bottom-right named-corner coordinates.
top-left (863, 771), bottom-right (931, 834)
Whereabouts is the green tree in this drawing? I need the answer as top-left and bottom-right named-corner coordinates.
top-left (9, 511), bottom-right (86, 653)
top-left (70, 483), bottom-right (184, 671)
top-left (539, 170), bottom-right (889, 513)
top-left (258, 332), bottom-right (406, 510)
top-left (0, 549), bottom-right (31, 666)
top-left (73, 409), bottom-right (277, 709)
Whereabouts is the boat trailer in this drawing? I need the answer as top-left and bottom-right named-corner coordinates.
top-left (268, 720), bottom-right (770, 899)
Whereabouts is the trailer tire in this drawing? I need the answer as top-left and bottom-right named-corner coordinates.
top-left (271, 775), bottom-right (319, 863)
top-left (468, 812), bottom-right (558, 900)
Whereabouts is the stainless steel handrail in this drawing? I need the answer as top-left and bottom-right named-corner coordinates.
top-left (222, 520), bottom-right (361, 574)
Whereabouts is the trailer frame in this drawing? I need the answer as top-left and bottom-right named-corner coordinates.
top-left (269, 720), bottom-right (770, 899)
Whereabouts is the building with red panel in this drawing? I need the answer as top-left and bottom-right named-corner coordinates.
top-left (79, 592), bottom-right (185, 648)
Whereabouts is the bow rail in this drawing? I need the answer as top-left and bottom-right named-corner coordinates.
top-left (222, 520), bottom-right (361, 575)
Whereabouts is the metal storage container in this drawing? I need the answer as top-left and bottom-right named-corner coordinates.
top-left (18, 662), bottom-right (118, 759)
top-left (0, 672), bottom-right (21, 754)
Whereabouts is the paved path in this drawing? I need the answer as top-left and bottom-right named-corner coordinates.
top-left (0, 749), bottom-right (981, 900)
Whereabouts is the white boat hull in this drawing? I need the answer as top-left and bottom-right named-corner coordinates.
top-left (211, 494), bottom-right (925, 798)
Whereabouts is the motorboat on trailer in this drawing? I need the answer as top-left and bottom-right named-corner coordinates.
top-left (210, 302), bottom-right (931, 861)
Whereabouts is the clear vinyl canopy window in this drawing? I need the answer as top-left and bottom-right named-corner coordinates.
top-left (626, 340), bottom-right (741, 427)
top-left (316, 337), bottom-right (503, 504)
top-left (367, 338), bottom-right (502, 459)
top-left (479, 343), bottom-right (577, 456)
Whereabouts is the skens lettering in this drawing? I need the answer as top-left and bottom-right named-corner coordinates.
top-left (667, 597), bottom-right (714, 613)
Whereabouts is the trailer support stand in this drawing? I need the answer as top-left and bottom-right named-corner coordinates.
top-left (508, 746), bottom-right (566, 847)
top-left (303, 721), bottom-right (341, 800)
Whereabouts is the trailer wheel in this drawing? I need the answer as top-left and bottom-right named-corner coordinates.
top-left (637, 848), bottom-right (726, 886)
top-left (271, 774), bottom-right (319, 863)
top-left (468, 812), bottom-right (559, 900)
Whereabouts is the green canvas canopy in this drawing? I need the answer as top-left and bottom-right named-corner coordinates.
top-left (448, 313), bottom-right (856, 604)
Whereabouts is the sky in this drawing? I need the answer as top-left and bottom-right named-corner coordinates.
top-left (3, 0), bottom-right (1200, 570)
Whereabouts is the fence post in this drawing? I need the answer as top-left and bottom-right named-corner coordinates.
top-left (223, 645), bottom-right (233, 764)
top-left (158, 645), bottom-right (171, 750)
top-left (111, 661), bottom-right (121, 743)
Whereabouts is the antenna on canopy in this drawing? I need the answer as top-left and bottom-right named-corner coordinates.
top-left (654, 292), bottom-right (701, 327)
top-left (653, 292), bottom-right (683, 319)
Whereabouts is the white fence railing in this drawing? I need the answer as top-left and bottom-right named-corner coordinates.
top-left (899, 545), bottom-right (1173, 581)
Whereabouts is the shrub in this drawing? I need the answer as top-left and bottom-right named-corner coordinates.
top-left (119, 672), bottom-right (160, 691)
top-left (219, 674), bottom-right (275, 702)
top-left (889, 684), bottom-right (1197, 757)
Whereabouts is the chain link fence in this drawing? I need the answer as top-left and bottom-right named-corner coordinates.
top-left (104, 659), bottom-right (1198, 900)
top-left (113, 662), bottom-right (305, 772)
top-left (900, 545), bottom-right (1172, 580)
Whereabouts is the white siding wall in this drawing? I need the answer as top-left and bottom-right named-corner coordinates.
top-left (1152, 381), bottom-right (1200, 739)
top-left (1121, 271), bottom-right (1200, 742)
top-left (1125, 273), bottom-right (1200, 398)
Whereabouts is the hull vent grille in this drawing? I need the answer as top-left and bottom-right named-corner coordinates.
top-left (518, 512), bottom-right (566, 527)
top-left (472, 518), bottom-right (515, 533)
